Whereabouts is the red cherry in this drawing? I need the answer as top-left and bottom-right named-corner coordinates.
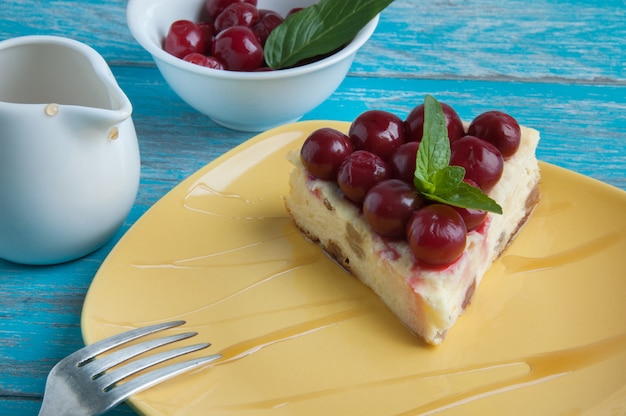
top-left (406, 204), bottom-right (467, 267)
top-left (197, 21), bottom-right (215, 54)
top-left (214, 3), bottom-right (260, 32)
top-left (164, 20), bottom-right (206, 59)
top-left (252, 11), bottom-right (284, 46)
top-left (404, 102), bottom-right (465, 143)
top-left (183, 53), bottom-right (224, 69)
top-left (206, 0), bottom-right (257, 21)
top-left (455, 206), bottom-right (488, 232)
top-left (389, 141), bottom-right (419, 184)
top-left (212, 26), bottom-right (264, 71)
top-left (349, 110), bottom-right (406, 161)
top-left (450, 135), bottom-right (504, 193)
top-left (300, 128), bottom-right (353, 180)
top-left (468, 111), bottom-right (521, 159)
top-left (287, 8), bottom-right (304, 17)
top-left (337, 150), bottom-right (390, 203)
top-left (363, 179), bottom-right (424, 238)
top-left (453, 180), bottom-right (487, 231)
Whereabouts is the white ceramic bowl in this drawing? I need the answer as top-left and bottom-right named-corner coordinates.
top-left (127, 0), bottom-right (378, 132)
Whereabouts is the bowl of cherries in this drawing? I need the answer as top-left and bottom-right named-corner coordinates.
top-left (127, 0), bottom-right (380, 131)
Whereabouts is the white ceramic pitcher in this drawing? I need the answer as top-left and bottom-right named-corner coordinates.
top-left (0, 36), bottom-right (140, 265)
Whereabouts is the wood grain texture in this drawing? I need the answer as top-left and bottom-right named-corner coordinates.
top-left (0, 0), bottom-right (625, 414)
top-left (3, 0), bottom-right (624, 81)
top-left (360, 0), bottom-right (626, 82)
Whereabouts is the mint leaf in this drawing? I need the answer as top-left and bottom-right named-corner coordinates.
top-left (420, 95), bottom-right (451, 172)
top-left (264, 0), bottom-right (393, 69)
top-left (413, 95), bottom-right (503, 214)
top-left (414, 95), bottom-right (450, 190)
top-left (427, 182), bottom-right (503, 214)
top-left (431, 165), bottom-right (465, 194)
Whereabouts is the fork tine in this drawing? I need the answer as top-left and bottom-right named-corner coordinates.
top-left (83, 332), bottom-right (197, 377)
top-left (97, 342), bottom-right (213, 390)
top-left (73, 320), bottom-right (186, 364)
top-left (38, 321), bottom-right (220, 416)
top-left (99, 353), bottom-right (222, 413)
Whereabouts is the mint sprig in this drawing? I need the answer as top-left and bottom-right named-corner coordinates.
top-left (264, 0), bottom-right (393, 69)
top-left (414, 95), bottom-right (503, 214)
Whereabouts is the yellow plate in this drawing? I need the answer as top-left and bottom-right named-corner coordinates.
top-left (82, 121), bottom-right (626, 415)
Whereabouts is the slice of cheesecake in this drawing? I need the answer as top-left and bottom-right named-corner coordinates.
top-left (284, 121), bottom-right (540, 345)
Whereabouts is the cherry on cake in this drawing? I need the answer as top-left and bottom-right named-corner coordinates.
top-left (284, 95), bottom-right (541, 345)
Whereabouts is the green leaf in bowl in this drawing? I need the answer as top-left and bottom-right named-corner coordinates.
top-left (264, 0), bottom-right (393, 69)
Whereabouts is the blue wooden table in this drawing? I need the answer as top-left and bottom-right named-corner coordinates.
top-left (1, 0), bottom-right (624, 414)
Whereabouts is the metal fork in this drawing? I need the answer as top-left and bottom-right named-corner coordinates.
top-left (38, 320), bottom-right (221, 416)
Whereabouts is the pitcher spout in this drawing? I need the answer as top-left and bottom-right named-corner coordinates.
top-left (0, 35), bottom-right (133, 137)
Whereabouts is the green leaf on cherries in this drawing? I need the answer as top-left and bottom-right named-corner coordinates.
top-left (264, 0), bottom-right (393, 69)
top-left (414, 95), bottom-right (503, 214)
top-left (431, 165), bottom-right (465, 194)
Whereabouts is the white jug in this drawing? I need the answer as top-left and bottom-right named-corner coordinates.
top-left (0, 36), bottom-right (140, 265)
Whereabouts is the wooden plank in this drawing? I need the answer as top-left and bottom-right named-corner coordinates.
top-left (1, 0), bottom-right (624, 82)
top-left (359, 0), bottom-right (626, 82)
